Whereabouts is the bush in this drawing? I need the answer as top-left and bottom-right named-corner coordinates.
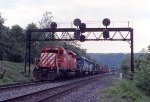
top-left (0, 61), bottom-right (34, 84)
top-left (101, 80), bottom-right (148, 102)
top-left (0, 77), bottom-right (13, 84)
top-left (134, 64), bottom-right (150, 95)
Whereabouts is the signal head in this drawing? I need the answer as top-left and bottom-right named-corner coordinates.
top-left (79, 23), bottom-right (86, 33)
top-left (103, 28), bottom-right (110, 39)
top-left (102, 18), bottom-right (110, 27)
top-left (74, 18), bottom-right (81, 26)
top-left (74, 30), bottom-right (80, 39)
top-left (50, 22), bottom-right (57, 29)
top-left (80, 35), bottom-right (85, 42)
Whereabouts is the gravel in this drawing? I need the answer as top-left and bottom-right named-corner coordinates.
top-left (53, 74), bottom-right (118, 102)
top-left (0, 82), bottom-right (61, 101)
top-left (0, 74), bottom-right (107, 101)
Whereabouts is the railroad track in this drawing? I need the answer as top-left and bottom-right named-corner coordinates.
top-left (0, 73), bottom-right (112, 102)
top-left (0, 78), bottom-right (74, 90)
top-left (0, 81), bottom-right (48, 92)
top-left (0, 81), bottom-right (51, 101)
top-left (0, 81), bottom-right (41, 89)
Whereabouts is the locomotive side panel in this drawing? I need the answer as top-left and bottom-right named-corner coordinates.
top-left (66, 50), bottom-right (76, 71)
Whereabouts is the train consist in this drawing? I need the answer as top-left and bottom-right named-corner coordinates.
top-left (33, 45), bottom-right (109, 81)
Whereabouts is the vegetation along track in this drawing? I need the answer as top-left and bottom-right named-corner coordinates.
top-left (0, 73), bottom-right (112, 102)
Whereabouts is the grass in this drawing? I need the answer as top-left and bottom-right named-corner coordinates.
top-left (0, 61), bottom-right (34, 85)
top-left (100, 80), bottom-right (150, 102)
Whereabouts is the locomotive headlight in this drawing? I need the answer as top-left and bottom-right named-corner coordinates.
top-left (102, 18), bottom-right (110, 27)
top-left (50, 22), bottom-right (57, 29)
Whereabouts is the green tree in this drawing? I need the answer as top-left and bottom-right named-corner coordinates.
top-left (9, 25), bottom-right (24, 43)
top-left (5, 25), bottom-right (25, 62)
top-left (134, 45), bottom-right (150, 94)
top-left (120, 54), bottom-right (131, 79)
top-left (0, 13), bottom-right (5, 36)
top-left (39, 11), bottom-right (56, 41)
top-left (134, 64), bottom-right (150, 94)
top-left (0, 13), bottom-right (5, 35)
top-left (0, 13), bottom-right (10, 60)
top-left (26, 23), bottom-right (40, 62)
top-left (0, 13), bottom-right (7, 41)
top-left (39, 11), bottom-right (53, 28)
top-left (26, 23), bottom-right (39, 42)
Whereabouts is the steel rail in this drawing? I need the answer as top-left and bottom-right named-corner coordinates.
top-left (2, 73), bottom-right (112, 102)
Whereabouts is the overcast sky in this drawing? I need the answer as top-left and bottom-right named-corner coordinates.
top-left (1, 0), bottom-right (150, 53)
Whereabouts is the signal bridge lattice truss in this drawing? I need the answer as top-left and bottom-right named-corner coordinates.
top-left (25, 19), bottom-right (134, 80)
top-left (29, 28), bottom-right (132, 42)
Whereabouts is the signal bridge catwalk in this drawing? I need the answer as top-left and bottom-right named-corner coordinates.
top-left (25, 18), bottom-right (134, 80)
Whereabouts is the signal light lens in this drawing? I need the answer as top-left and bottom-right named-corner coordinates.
top-left (79, 23), bottom-right (86, 33)
top-left (102, 18), bottom-right (110, 27)
top-left (74, 18), bottom-right (81, 26)
top-left (50, 22), bottom-right (57, 29)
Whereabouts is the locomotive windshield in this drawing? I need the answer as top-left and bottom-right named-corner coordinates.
top-left (46, 50), bottom-right (58, 53)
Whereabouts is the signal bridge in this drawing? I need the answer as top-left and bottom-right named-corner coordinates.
top-left (25, 18), bottom-right (134, 80)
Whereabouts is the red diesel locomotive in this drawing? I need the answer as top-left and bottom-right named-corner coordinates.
top-left (34, 45), bottom-right (77, 80)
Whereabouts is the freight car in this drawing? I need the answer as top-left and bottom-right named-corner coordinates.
top-left (33, 45), bottom-right (108, 81)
